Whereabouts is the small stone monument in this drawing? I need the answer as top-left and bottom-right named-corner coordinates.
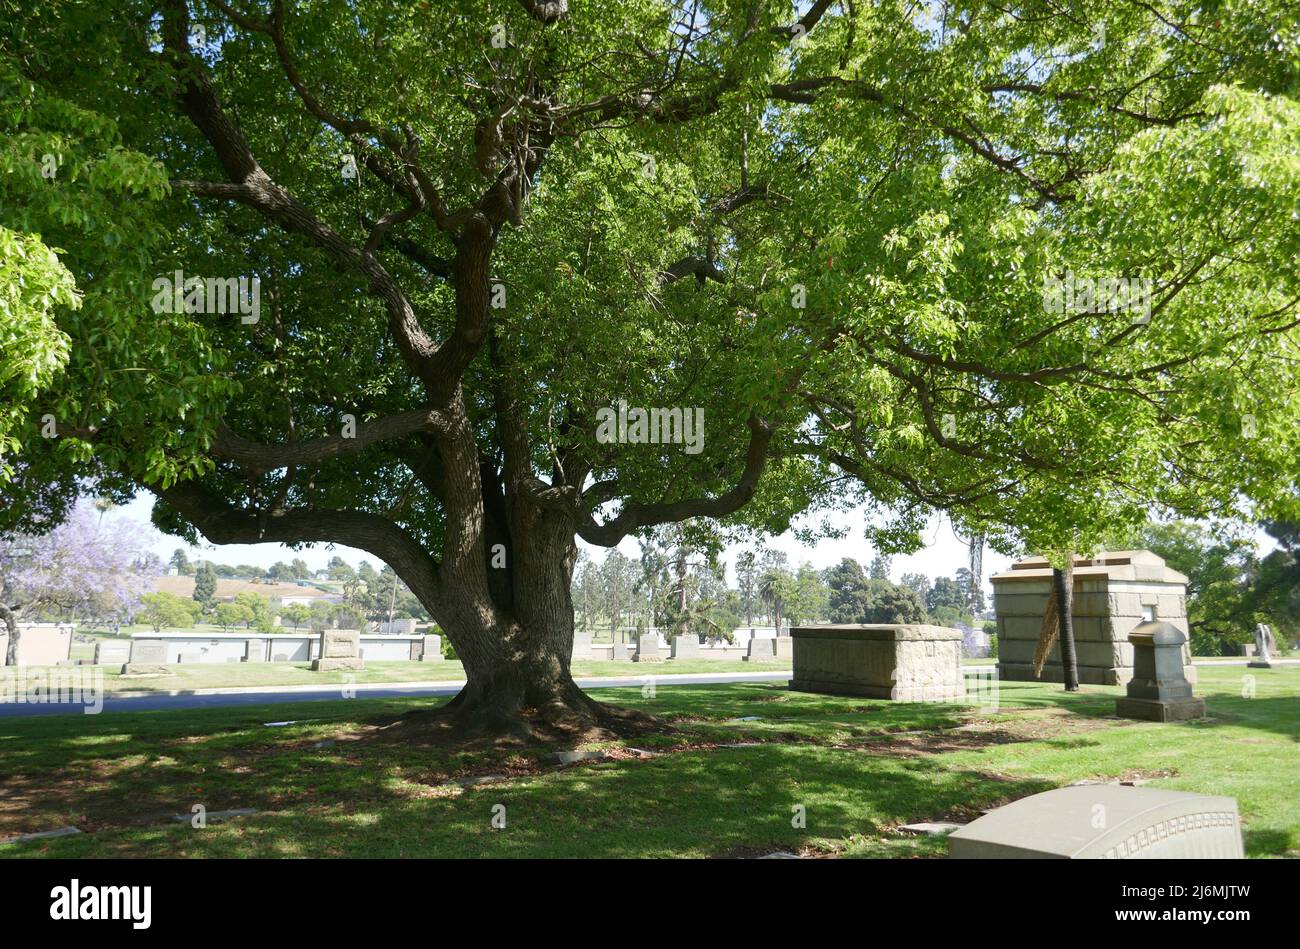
top-left (122, 639), bottom-right (172, 675)
top-left (612, 641), bottom-right (632, 661)
top-left (93, 641), bottom-right (131, 667)
top-left (244, 639), bottom-right (267, 663)
top-left (633, 632), bottom-right (663, 662)
top-left (311, 629), bottom-right (363, 671)
top-left (1247, 623), bottom-right (1275, 669)
top-left (571, 631), bottom-right (593, 662)
top-left (671, 633), bottom-right (701, 659)
top-left (744, 638), bottom-right (777, 662)
top-left (949, 786), bottom-right (1244, 859)
top-left (420, 634), bottom-right (444, 662)
top-left (1115, 621), bottom-right (1205, 722)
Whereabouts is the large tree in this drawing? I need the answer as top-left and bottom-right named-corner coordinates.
top-left (4, 1), bottom-right (1299, 734)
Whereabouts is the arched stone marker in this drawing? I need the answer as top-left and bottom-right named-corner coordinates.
top-left (949, 786), bottom-right (1243, 859)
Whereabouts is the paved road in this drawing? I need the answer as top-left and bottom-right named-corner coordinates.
top-left (0, 671), bottom-right (792, 719)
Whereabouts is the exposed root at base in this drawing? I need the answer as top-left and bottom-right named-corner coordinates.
top-left (370, 692), bottom-right (664, 750)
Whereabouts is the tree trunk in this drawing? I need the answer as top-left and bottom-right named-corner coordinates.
top-left (0, 604), bottom-right (19, 667)
top-left (415, 473), bottom-right (634, 738)
top-left (1053, 561), bottom-right (1080, 692)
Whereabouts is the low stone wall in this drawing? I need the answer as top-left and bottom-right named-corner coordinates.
top-left (127, 631), bottom-right (428, 664)
top-left (789, 624), bottom-right (964, 701)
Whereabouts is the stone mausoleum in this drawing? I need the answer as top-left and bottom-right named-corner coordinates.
top-left (993, 550), bottom-right (1196, 686)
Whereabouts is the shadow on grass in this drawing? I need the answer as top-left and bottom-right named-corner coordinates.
top-left (4, 741), bottom-right (1052, 858)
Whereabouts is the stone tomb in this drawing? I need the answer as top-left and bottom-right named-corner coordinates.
top-left (788, 624), bottom-right (964, 702)
top-left (949, 786), bottom-right (1243, 859)
top-left (1115, 622), bottom-right (1206, 722)
top-left (994, 550), bottom-right (1196, 687)
top-left (633, 632), bottom-right (664, 662)
top-left (244, 639), bottom-right (268, 663)
top-left (311, 629), bottom-right (363, 672)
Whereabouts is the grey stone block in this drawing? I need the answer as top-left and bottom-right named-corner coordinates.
top-left (949, 786), bottom-right (1243, 859)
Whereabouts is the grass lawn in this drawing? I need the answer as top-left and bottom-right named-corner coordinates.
top-left (7, 659), bottom-right (793, 694)
top-left (0, 665), bottom-right (1295, 858)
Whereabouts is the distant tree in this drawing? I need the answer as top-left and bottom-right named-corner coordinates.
top-left (735, 550), bottom-right (760, 625)
top-left (169, 548), bottom-right (193, 575)
top-left (825, 559), bottom-right (871, 624)
top-left (926, 577), bottom-right (967, 616)
top-left (868, 555), bottom-right (891, 581)
top-left (137, 591), bottom-right (198, 632)
top-left (192, 562), bottom-right (217, 614)
top-left (864, 582), bottom-right (927, 624)
top-left (759, 566), bottom-right (795, 631)
top-left (214, 602), bottom-right (250, 632)
top-left (0, 500), bottom-right (155, 664)
top-left (281, 603), bottom-right (311, 630)
top-left (899, 572), bottom-right (933, 603)
top-left (232, 592), bottom-right (274, 632)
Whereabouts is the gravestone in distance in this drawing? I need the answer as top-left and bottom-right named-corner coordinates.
top-left (611, 641), bottom-right (632, 661)
top-left (788, 624), bottom-right (964, 701)
top-left (244, 639), bottom-right (267, 663)
top-left (633, 632), bottom-right (664, 662)
top-left (93, 641), bottom-right (131, 667)
top-left (1247, 623), bottom-right (1275, 669)
top-left (571, 631), bottom-right (593, 663)
top-left (671, 633), bottom-right (701, 659)
top-left (948, 786), bottom-right (1244, 859)
top-left (1115, 621), bottom-right (1206, 722)
top-left (310, 629), bottom-right (363, 671)
top-left (420, 634), bottom-right (444, 661)
top-left (744, 637), bottom-right (777, 662)
top-left (773, 636), bottom-right (793, 662)
top-left (121, 639), bottom-right (172, 675)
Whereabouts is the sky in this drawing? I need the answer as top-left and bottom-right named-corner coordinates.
top-left (108, 492), bottom-right (1013, 591)
top-left (108, 492), bottom-right (1280, 595)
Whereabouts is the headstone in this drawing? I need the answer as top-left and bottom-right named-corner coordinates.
top-left (788, 624), bottom-right (965, 702)
top-left (1115, 621), bottom-right (1205, 722)
top-left (948, 786), bottom-right (1244, 859)
top-left (420, 634), bottom-right (444, 662)
top-left (377, 618), bottom-right (418, 636)
top-left (671, 633), bottom-right (701, 659)
top-left (571, 631), bottom-right (593, 662)
top-left (633, 633), bottom-right (663, 662)
top-left (1248, 623), bottom-right (1275, 669)
top-left (93, 641), bottom-right (131, 666)
top-left (744, 637), bottom-right (777, 662)
top-left (611, 642), bottom-right (632, 661)
top-left (244, 639), bottom-right (267, 663)
top-left (773, 636), bottom-right (793, 661)
top-left (122, 639), bottom-right (172, 674)
top-left (311, 629), bottom-right (363, 671)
